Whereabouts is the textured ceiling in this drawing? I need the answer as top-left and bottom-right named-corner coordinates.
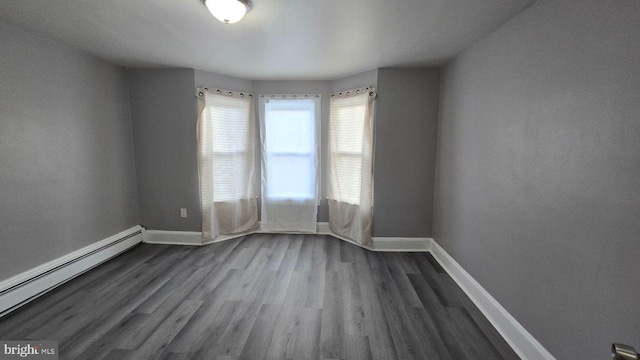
top-left (0, 0), bottom-right (536, 80)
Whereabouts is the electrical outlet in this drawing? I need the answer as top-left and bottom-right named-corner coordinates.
top-left (180, 208), bottom-right (187, 218)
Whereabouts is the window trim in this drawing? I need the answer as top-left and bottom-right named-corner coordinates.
top-left (258, 94), bottom-right (322, 203)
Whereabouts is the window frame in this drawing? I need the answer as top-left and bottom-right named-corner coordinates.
top-left (258, 95), bottom-right (322, 203)
top-left (200, 91), bottom-right (256, 203)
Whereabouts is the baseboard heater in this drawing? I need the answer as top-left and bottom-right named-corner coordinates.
top-left (0, 226), bottom-right (144, 317)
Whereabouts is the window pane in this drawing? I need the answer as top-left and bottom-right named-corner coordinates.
top-left (333, 105), bottom-right (365, 154)
top-left (262, 98), bottom-right (318, 201)
top-left (331, 155), bottom-right (362, 204)
top-left (266, 154), bottom-right (315, 199)
top-left (265, 109), bottom-right (314, 153)
top-left (201, 92), bottom-right (255, 203)
top-left (329, 93), bottom-right (371, 206)
top-left (213, 154), bottom-right (253, 202)
top-left (208, 98), bottom-right (252, 153)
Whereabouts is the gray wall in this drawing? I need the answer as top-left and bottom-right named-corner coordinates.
top-left (195, 69), bottom-right (253, 93)
top-left (374, 68), bottom-right (440, 237)
top-left (332, 69), bottom-right (378, 92)
top-left (128, 68), bottom-right (200, 231)
top-left (131, 68), bottom-right (437, 238)
top-left (0, 22), bottom-right (140, 280)
top-left (433, 1), bottom-right (640, 359)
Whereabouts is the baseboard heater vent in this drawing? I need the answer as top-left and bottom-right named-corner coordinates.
top-left (0, 225), bottom-right (144, 317)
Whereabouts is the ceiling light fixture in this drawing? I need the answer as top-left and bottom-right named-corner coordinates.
top-left (204, 0), bottom-right (252, 24)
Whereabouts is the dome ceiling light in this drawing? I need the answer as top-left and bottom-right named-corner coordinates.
top-left (204, 0), bottom-right (253, 24)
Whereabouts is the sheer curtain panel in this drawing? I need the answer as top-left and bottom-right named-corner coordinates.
top-left (328, 87), bottom-right (376, 246)
top-left (197, 87), bottom-right (258, 240)
top-left (258, 95), bottom-right (321, 233)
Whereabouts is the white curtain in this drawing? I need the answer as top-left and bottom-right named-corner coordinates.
top-left (197, 87), bottom-right (258, 240)
top-left (328, 87), bottom-right (376, 246)
top-left (258, 95), bottom-right (321, 233)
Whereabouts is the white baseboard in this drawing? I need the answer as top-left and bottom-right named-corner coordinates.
top-left (0, 225), bottom-right (143, 317)
top-left (203, 227), bottom-right (262, 245)
top-left (144, 230), bottom-right (203, 246)
top-left (143, 229), bottom-right (256, 246)
top-left (144, 222), bottom-right (432, 252)
top-left (429, 239), bottom-right (555, 360)
top-left (371, 237), bottom-right (431, 252)
top-left (317, 222), bottom-right (431, 252)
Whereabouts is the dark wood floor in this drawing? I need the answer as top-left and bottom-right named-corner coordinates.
top-left (0, 234), bottom-right (519, 360)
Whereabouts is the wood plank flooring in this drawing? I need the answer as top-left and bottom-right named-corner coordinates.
top-left (0, 234), bottom-right (520, 360)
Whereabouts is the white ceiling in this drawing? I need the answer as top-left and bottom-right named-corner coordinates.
top-left (0, 0), bottom-right (536, 80)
